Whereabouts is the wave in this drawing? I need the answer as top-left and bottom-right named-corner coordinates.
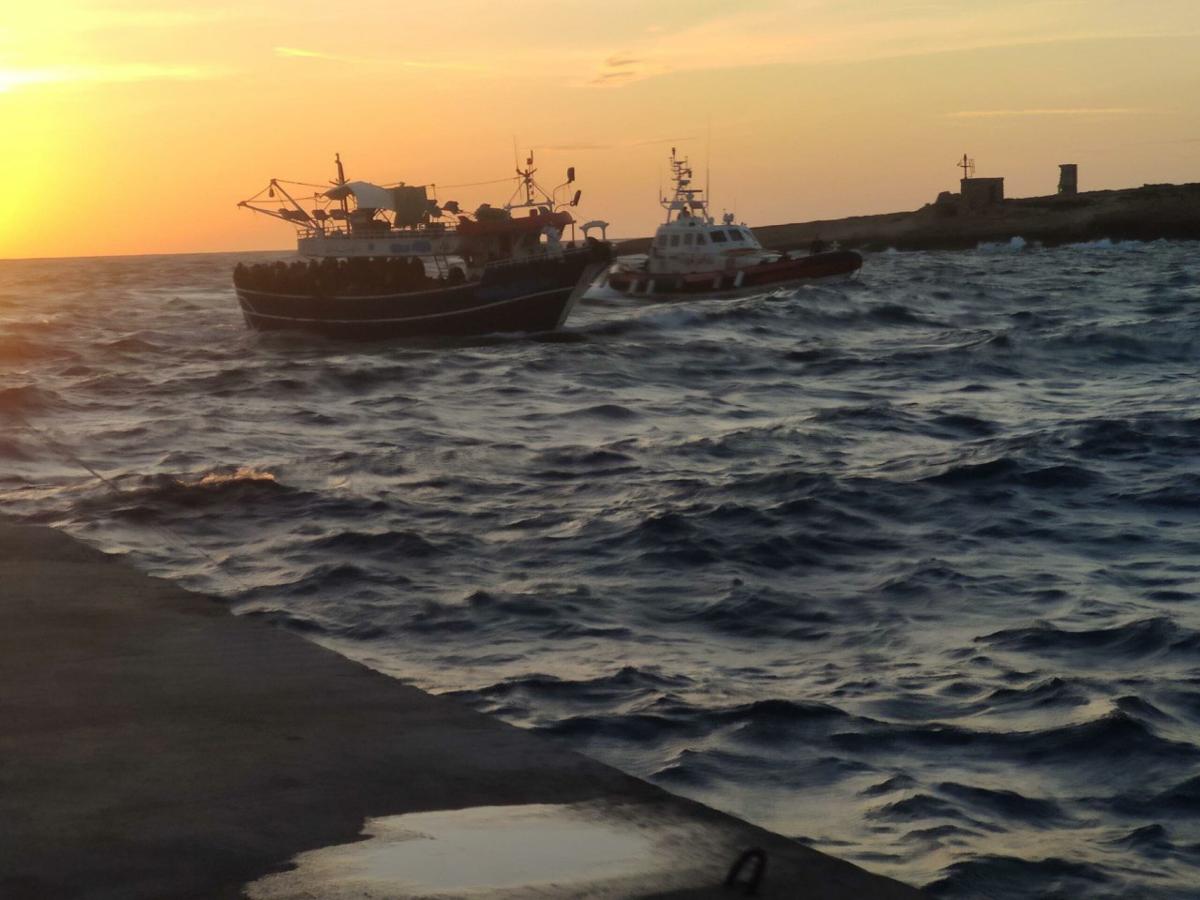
top-left (1117, 472), bottom-right (1200, 510)
top-left (539, 711), bottom-right (704, 743)
top-left (927, 413), bottom-right (1000, 437)
top-left (922, 455), bottom-right (1098, 491)
top-left (72, 467), bottom-right (303, 522)
top-left (936, 781), bottom-right (1066, 824)
top-left (685, 586), bottom-right (834, 640)
top-left (0, 337), bottom-right (78, 365)
top-left (394, 586), bottom-right (630, 642)
top-left (925, 854), bottom-right (1110, 898)
top-left (983, 677), bottom-right (1093, 714)
top-left (561, 403), bottom-right (640, 421)
top-left (0, 384), bottom-right (68, 414)
top-left (462, 666), bottom-right (691, 710)
top-left (1114, 773), bottom-right (1200, 817)
top-left (1111, 824), bottom-right (1175, 859)
top-left (538, 695), bottom-right (855, 747)
top-left (534, 446), bottom-right (636, 468)
top-left (0, 435), bottom-right (34, 461)
top-left (860, 774), bottom-right (918, 797)
top-left (869, 793), bottom-right (985, 826)
top-left (831, 709), bottom-right (1199, 770)
top-left (241, 605), bottom-right (387, 640)
top-left (1064, 237), bottom-right (1151, 252)
top-left (1073, 417), bottom-right (1167, 459)
top-left (976, 236), bottom-right (1028, 253)
top-left (981, 617), bottom-right (1200, 661)
top-left (97, 335), bottom-right (164, 355)
top-left (597, 497), bottom-right (904, 572)
top-left (307, 529), bottom-right (444, 558)
top-left (867, 303), bottom-right (940, 326)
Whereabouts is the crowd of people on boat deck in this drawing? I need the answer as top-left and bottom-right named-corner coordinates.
top-left (233, 256), bottom-right (467, 296)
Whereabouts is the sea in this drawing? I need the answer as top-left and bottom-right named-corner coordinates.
top-left (1, 239), bottom-right (1198, 898)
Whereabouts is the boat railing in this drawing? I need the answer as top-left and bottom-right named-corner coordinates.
top-left (480, 242), bottom-right (596, 272)
top-left (300, 223), bottom-right (460, 241)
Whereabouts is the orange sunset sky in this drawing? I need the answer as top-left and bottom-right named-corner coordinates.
top-left (1, 0), bottom-right (1198, 260)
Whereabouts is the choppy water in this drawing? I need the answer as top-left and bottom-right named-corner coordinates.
top-left (2, 241), bottom-right (1199, 898)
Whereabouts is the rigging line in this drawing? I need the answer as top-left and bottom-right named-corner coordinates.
top-left (272, 176), bottom-right (518, 193)
top-left (8, 409), bottom-right (254, 595)
top-left (274, 180), bottom-right (332, 189)
top-left (436, 176), bottom-right (521, 189)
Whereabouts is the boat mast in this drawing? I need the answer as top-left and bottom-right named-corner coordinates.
top-left (507, 150), bottom-right (544, 211)
top-left (334, 153), bottom-right (349, 219)
top-left (660, 148), bottom-right (709, 225)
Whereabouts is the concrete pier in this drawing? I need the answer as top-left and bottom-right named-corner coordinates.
top-left (0, 520), bottom-right (925, 899)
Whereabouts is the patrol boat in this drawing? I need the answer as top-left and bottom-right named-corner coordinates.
top-left (233, 154), bottom-right (609, 339)
top-left (604, 149), bottom-right (861, 298)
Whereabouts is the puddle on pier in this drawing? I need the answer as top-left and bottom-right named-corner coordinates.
top-left (246, 800), bottom-right (735, 899)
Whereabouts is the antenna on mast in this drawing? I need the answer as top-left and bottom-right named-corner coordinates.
top-left (506, 149), bottom-right (555, 212)
top-left (958, 153), bottom-right (976, 179)
top-left (705, 119), bottom-right (711, 215)
top-left (660, 146), bottom-right (711, 225)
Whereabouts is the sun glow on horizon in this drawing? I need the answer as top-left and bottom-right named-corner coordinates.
top-left (1, 0), bottom-right (1198, 259)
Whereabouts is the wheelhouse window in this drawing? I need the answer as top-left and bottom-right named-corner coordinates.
top-left (669, 234), bottom-right (681, 247)
top-left (696, 232), bottom-right (709, 244)
top-left (725, 229), bottom-right (742, 242)
top-left (683, 233), bottom-right (695, 246)
top-left (710, 230), bottom-right (727, 243)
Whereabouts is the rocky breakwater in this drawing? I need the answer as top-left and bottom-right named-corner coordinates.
top-left (618, 182), bottom-right (1200, 254)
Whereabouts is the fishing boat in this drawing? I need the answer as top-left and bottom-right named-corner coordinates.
top-left (233, 154), bottom-right (610, 339)
top-left (602, 149), bottom-right (862, 298)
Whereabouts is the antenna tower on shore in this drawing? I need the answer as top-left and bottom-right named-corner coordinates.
top-left (958, 153), bottom-right (976, 179)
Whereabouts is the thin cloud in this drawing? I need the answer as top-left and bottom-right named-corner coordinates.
top-left (529, 136), bottom-right (698, 152)
top-left (398, 59), bottom-right (484, 71)
top-left (591, 70), bottom-right (638, 84)
top-left (274, 46), bottom-right (482, 72)
top-left (274, 47), bottom-right (343, 61)
top-left (535, 142), bottom-right (615, 151)
top-left (1128, 135), bottom-right (1200, 146)
top-left (946, 107), bottom-right (1153, 118)
top-left (590, 54), bottom-right (657, 87)
top-left (628, 135), bottom-right (698, 147)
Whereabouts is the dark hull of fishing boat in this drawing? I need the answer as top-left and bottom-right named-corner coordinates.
top-left (607, 249), bottom-right (863, 298)
top-left (234, 248), bottom-right (604, 339)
